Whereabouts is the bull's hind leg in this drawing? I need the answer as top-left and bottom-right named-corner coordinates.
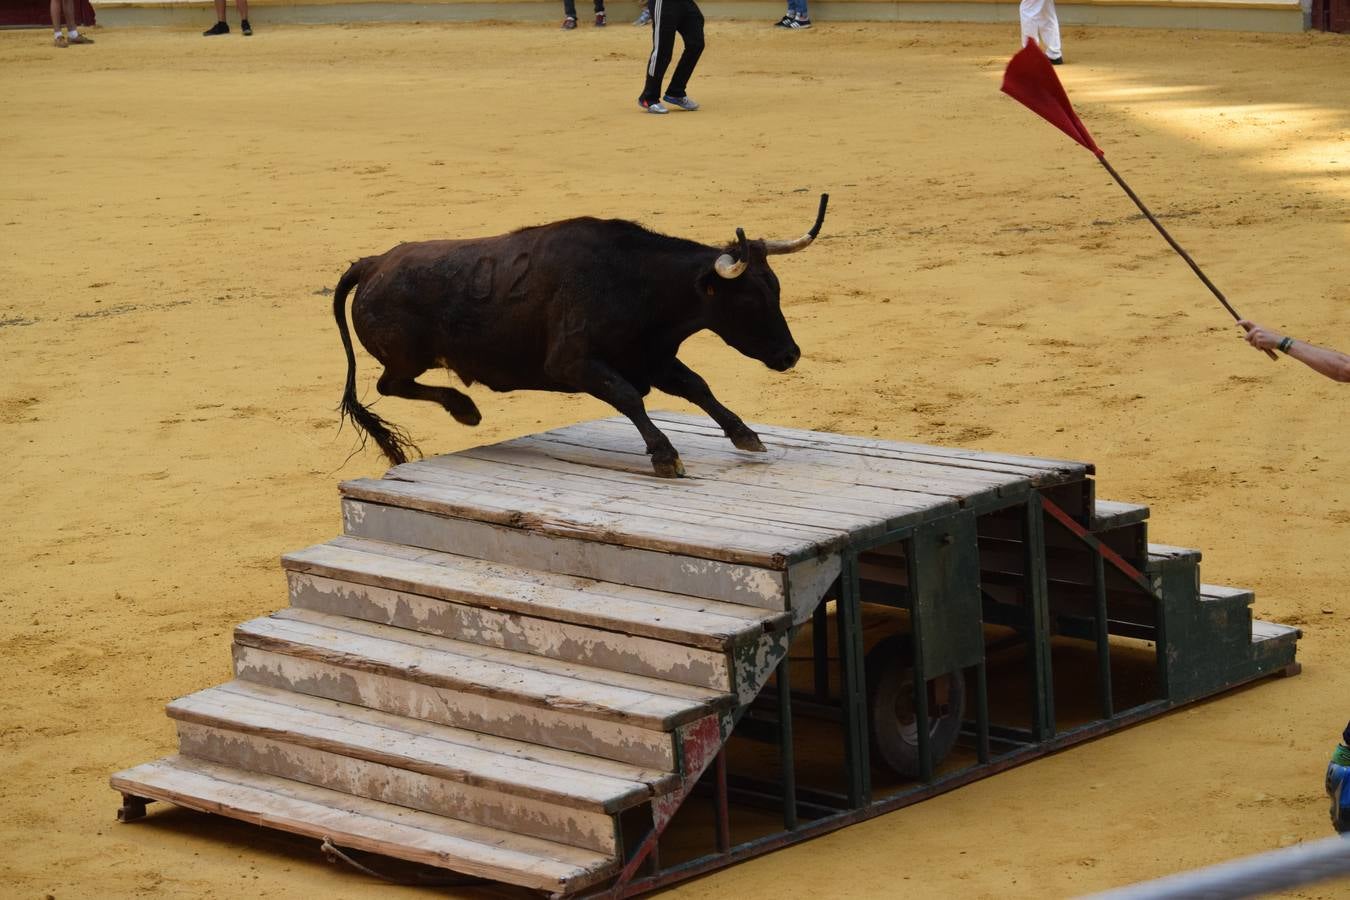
top-left (654, 359), bottom-right (766, 452)
top-left (377, 371), bottom-right (482, 426)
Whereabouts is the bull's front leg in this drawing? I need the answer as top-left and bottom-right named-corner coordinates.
top-left (551, 357), bottom-right (685, 477)
top-left (653, 358), bottom-right (766, 452)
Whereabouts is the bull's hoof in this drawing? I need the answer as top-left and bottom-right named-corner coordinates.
top-left (731, 430), bottom-right (767, 453)
top-left (652, 456), bottom-right (686, 478)
top-left (450, 404), bottom-right (482, 427)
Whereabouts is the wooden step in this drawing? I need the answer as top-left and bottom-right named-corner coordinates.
top-left (341, 496), bottom-right (800, 611)
top-left (284, 537), bottom-right (787, 656)
top-left (1090, 500), bottom-right (1149, 531)
top-left (1147, 543), bottom-right (1202, 567)
top-left (110, 756), bottom-right (619, 894)
top-left (230, 610), bottom-right (725, 769)
top-left (1200, 583), bottom-right (1255, 607)
top-left (1252, 619), bottom-right (1301, 643)
top-left (169, 682), bottom-right (664, 853)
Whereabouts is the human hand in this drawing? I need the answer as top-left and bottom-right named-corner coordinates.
top-left (1237, 319), bottom-right (1284, 352)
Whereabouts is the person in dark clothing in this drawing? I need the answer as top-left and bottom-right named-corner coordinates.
top-left (637, 0), bottom-right (704, 114)
top-left (1329, 721), bottom-right (1349, 834)
top-left (561, 0), bottom-right (605, 29)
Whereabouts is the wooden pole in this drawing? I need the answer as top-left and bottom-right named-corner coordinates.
top-left (1096, 155), bottom-right (1278, 361)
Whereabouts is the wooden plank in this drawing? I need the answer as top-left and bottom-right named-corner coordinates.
top-left (233, 645), bottom-right (678, 770)
top-left (530, 424), bottom-right (1018, 507)
top-left (325, 536), bottom-right (781, 624)
top-left (110, 756), bottom-right (619, 893)
top-left (1200, 583), bottom-right (1255, 605)
top-left (272, 607), bottom-right (730, 707)
top-left (175, 722), bottom-right (622, 854)
top-left (392, 456), bottom-right (867, 543)
top-left (585, 418), bottom-right (1029, 493)
top-left (642, 411), bottom-right (1093, 478)
top-left (1251, 619), bottom-right (1300, 642)
top-left (288, 571), bottom-right (735, 692)
top-left (283, 541), bottom-right (772, 651)
top-left (340, 500), bottom-right (791, 610)
top-left (341, 476), bottom-right (814, 569)
top-left (168, 685), bottom-right (651, 812)
top-left (234, 613), bottom-right (727, 731)
top-left (213, 680), bottom-right (681, 793)
top-left (518, 433), bottom-right (963, 527)
top-left (457, 442), bottom-right (911, 522)
top-left (1091, 499), bottom-right (1150, 530)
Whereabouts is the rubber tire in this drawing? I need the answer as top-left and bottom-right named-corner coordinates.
top-left (865, 635), bottom-right (966, 778)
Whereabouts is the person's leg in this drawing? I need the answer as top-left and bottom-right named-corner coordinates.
top-left (50, 0), bottom-right (67, 44)
top-left (663, 0), bottom-right (703, 99)
top-left (61, 0), bottom-right (80, 37)
top-left (1040, 0), bottom-right (1061, 59)
top-left (562, 0), bottom-right (577, 19)
top-left (214, 0), bottom-right (226, 21)
top-left (640, 0), bottom-right (678, 103)
top-left (1018, 0), bottom-right (1041, 50)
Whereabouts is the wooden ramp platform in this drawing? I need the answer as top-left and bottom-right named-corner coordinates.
top-left (112, 414), bottom-right (1300, 896)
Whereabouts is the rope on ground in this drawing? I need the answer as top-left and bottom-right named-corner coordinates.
top-left (1085, 834), bottom-right (1350, 900)
top-left (320, 836), bottom-right (488, 887)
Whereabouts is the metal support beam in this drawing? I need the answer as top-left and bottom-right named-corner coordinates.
top-left (1092, 552), bottom-right (1115, 719)
top-left (776, 656), bottom-right (798, 830)
top-left (905, 540), bottom-right (933, 782)
top-left (714, 750), bottom-right (730, 854)
top-left (836, 555), bottom-right (870, 807)
top-left (812, 598), bottom-right (830, 702)
top-left (1023, 493), bottom-right (1056, 741)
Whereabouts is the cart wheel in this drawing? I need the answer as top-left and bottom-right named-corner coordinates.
top-left (865, 636), bottom-right (966, 778)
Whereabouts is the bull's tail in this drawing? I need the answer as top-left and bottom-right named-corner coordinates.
top-left (334, 259), bottom-right (419, 466)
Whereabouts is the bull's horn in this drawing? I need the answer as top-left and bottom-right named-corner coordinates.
top-left (763, 193), bottom-right (830, 255)
top-left (714, 227), bottom-right (749, 279)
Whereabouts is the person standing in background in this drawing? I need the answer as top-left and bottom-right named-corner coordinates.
top-left (1019, 0), bottom-right (1061, 64)
top-left (774, 0), bottom-right (810, 29)
top-left (637, 0), bottom-right (704, 114)
top-left (634, 0), bottom-right (650, 25)
top-left (561, 0), bottom-right (606, 29)
top-left (203, 0), bottom-right (251, 36)
top-left (51, 0), bottom-right (93, 46)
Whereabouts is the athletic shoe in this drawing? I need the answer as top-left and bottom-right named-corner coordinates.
top-left (54, 33), bottom-right (68, 47)
top-left (774, 14), bottom-right (793, 26)
top-left (203, 21), bottom-right (229, 35)
top-left (68, 33), bottom-right (94, 43)
top-left (787, 16), bottom-right (811, 27)
top-left (638, 98), bottom-right (668, 114)
top-left (634, 7), bottom-right (651, 24)
top-left (241, 18), bottom-right (252, 35)
top-left (662, 94), bottom-right (699, 111)
top-left (594, 11), bottom-right (606, 25)
top-left (1049, 56), bottom-right (1063, 65)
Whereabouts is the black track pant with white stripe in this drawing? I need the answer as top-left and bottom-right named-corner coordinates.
top-left (640, 0), bottom-right (704, 102)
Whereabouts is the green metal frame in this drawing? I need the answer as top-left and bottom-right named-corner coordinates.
top-left (610, 487), bottom-right (1299, 898)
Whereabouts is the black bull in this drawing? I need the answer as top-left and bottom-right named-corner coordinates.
top-left (334, 194), bottom-right (829, 477)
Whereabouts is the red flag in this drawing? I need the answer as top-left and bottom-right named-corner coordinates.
top-left (1001, 42), bottom-right (1103, 157)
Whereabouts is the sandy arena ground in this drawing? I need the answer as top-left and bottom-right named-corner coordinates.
top-left (1, 17), bottom-right (1347, 899)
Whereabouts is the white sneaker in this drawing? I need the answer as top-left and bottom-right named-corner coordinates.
top-left (638, 99), bottom-right (669, 114)
top-left (662, 94), bottom-right (699, 111)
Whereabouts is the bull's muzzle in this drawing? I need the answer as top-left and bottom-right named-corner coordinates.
top-left (769, 344), bottom-right (801, 372)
